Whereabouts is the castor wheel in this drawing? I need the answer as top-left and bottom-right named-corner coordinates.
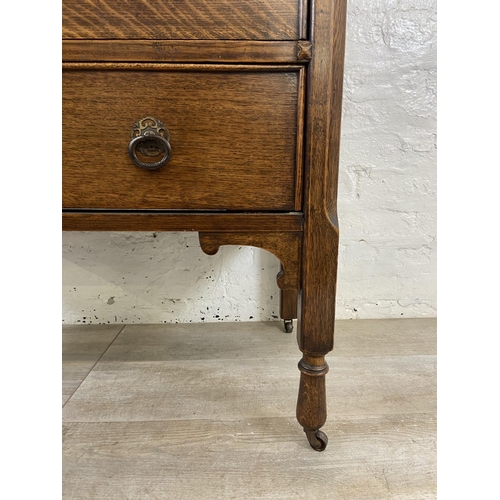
top-left (305, 429), bottom-right (328, 452)
top-left (284, 319), bottom-right (293, 333)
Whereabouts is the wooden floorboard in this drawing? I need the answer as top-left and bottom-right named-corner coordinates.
top-left (63, 414), bottom-right (436, 500)
top-left (62, 355), bottom-right (435, 422)
top-left (86, 318), bottom-right (437, 362)
top-left (331, 318), bottom-right (437, 357)
top-left (62, 319), bottom-right (437, 499)
top-left (62, 324), bottom-right (122, 406)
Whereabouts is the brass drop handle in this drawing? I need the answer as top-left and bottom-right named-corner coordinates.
top-left (128, 117), bottom-right (172, 170)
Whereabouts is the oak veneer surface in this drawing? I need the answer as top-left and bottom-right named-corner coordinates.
top-left (63, 0), bottom-right (303, 40)
top-left (62, 40), bottom-right (312, 64)
top-left (62, 212), bottom-right (304, 233)
top-left (63, 66), bottom-right (302, 210)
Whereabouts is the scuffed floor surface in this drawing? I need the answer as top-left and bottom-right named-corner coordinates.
top-left (62, 319), bottom-right (436, 499)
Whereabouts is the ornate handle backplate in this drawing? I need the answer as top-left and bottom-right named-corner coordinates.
top-left (129, 117), bottom-right (172, 170)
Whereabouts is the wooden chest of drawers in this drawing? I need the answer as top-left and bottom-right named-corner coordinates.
top-left (62, 0), bottom-right (347, 451)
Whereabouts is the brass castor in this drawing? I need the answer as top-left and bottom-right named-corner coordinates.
top-left (284, 319), bottom-right (293, 333)
top-left (305, 429), bottom-right (328, 452)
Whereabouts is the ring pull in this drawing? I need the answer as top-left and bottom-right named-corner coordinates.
top-left (129, 116), bottom-right (172, 170)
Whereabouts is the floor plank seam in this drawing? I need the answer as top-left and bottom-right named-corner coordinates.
top-left (62, 325), bottom-right (126, 408)
top-left (83, 354), bottom-right (437, 367)
top-left (63, 411), bottom-right (437, 424)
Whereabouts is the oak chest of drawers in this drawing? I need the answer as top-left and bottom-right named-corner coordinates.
top-left (62, 0), bottom-right (347, 451)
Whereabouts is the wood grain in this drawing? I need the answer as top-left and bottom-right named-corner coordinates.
top-left (332, 318), bottom-right (437, 357)
top-left (300, 0), bottom-right (309, 39)
top-left (294, 0), bottom-right (348, 441)
top-left (62, 325), bottom-right (122, 406)
top-left (294, 67), bottom-right (307, 209)
top-left (62, 212), bottom-right (303, 233)
top-left (63, 0), bottom-right (301, 40)
top-left (63, 62), bottom-right (304, 72)
top-left (95, 322), bottom-right (296, 363)
top-left (64, 318), bottom-right (437, 363)
top-left (63, 414), bottom-right (436, 500)
top-left (63, 40), bottom-right (312, 63)
top-left (298, 0), bottom-right (347, 353)
top-left (62, 354), bottom-right (436, 422)
top-left (63, 65), bottom-right (304, 210)
top-left (280, 288), bottom-right (299, 320)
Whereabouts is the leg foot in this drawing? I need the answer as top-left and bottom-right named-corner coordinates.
top-left (280, 285), bottom-right (299, 324)
top-left (304, 429), bottom-right (328, 451)
top-left (284, 319), bottom-right (293, 333)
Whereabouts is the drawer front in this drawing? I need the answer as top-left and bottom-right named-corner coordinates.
top-left (63, 65), bottom-right (304, 211)
top-left (63, 0), bottom-right (305, 40)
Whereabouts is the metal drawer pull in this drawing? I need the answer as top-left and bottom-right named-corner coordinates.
top-left (129, 116), bottom-right (172, 170)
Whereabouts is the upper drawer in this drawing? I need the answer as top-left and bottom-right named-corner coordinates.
top-left (63, 64), bottom-right (305, 211)
top-left (63, 0), bottom-right (306, 40)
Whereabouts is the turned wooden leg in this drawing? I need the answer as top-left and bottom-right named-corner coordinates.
top-left (296, 354), bottom-right (329, 451)
top-left (295, 222), bottom-right (339, 451)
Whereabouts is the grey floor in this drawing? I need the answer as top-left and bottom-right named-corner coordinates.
top-left (62, 318), bottom-right (437, 500)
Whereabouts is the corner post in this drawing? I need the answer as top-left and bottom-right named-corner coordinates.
top-left (296, 0), bottom-right (347, 451)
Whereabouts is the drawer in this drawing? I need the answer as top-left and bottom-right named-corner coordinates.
top-left (63, 0), bottom-right (306, 41)
top-left (63, 64), bottom-right (305, 211)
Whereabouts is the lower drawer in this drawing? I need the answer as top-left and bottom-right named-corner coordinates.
top-left (63, 64), bottom-right (305, 211)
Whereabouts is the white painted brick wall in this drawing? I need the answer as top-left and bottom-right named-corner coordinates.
top-left (62, 0), bottom-right (437, 324)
